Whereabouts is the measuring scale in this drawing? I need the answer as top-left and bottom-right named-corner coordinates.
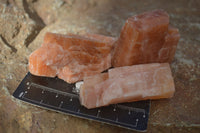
top-left (13, 72), bottom-right (150, 131)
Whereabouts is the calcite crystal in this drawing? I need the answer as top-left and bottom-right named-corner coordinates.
top-left (29, 32), bottom-right (116, 83)
top-left (80, 63), bottom-right (175, 109)
top-left (158, 26), bottom-right (180, 62)
top-left (112, 10), bottom-right (180, 67)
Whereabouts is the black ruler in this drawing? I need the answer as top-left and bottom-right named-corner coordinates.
top-left (13, 72), bottom-right (150, 131)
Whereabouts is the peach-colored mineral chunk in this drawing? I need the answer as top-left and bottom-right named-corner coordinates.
top-left (112, 10), bottom-right (180, 67)
top-left (158, 26), bottom-right (180, 62)
top-left (80, 63), bottom-right (175, 109)
top-left (29, 32), bottom-right (116, 83)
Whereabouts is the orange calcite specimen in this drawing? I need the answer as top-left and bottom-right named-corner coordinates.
top-left (112, 10), bottom-right (180, 67)
top-left (29, 32), bottom-right (116, 83)
top-left (80, 63), bottom-right (175, 109)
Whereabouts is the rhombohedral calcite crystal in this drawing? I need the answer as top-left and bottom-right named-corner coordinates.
top-left (29, 32), bottom-right (116, 83)
top-left (112, 10), bottom-right (180, 67)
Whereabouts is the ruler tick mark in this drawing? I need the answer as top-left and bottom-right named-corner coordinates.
top-left (40, 100), bottom-right (43, 104)
top-left (59, 101), bottom-right (63, 108)
top-left (26, 82), bottom-right (30, 85)
top-left (97, 110), bottom-right (101, 117)
top-left (128, 110), bottom-right (131, 115)
top-left (135, 119), bottom-right (139, 127)
top-left (19, 92), bottom-right (24, 98)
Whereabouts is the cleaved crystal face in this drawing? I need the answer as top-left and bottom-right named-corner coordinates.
top-left (112, 10), bottom-right (180, 67)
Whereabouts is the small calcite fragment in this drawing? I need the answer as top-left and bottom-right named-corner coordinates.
top-left (29, 32), bottom-right (116, 83)
top-left (80, 63), bottom-right (175, 109)
top-left (158, 26), bottom-right (180, 62)
top-left (112, 10), bottom-right (180, 67)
